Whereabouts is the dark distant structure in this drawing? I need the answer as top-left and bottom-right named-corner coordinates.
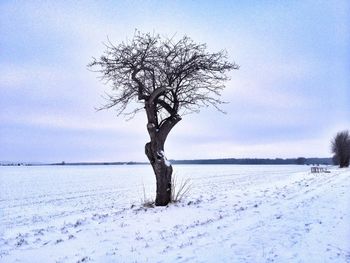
top-left (295, 157), bottom-right (307, 165)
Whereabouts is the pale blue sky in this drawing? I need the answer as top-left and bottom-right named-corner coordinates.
top-left (1, 0), bottom-right (349, 162)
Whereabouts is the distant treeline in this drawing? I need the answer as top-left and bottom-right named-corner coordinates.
top-left (170, 157), bottom-right (333, 165)
top-left (51, 157), bottom-right (333, 165)
top-left (50, 162), bottom-right (137, 166)
top-left (1, 157), bottom-right (333, 166)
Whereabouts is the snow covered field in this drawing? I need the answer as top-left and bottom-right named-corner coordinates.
top-left (0, 165), bottom-right (349, 263)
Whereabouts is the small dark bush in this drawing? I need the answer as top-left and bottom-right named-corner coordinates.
top-left (331, 130), bottom-right (350, 168)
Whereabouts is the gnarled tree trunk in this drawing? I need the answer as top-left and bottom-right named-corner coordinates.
top-left (144, 100), bottom-right (181, 206)
top-left (145, 141), bottom-right (172, 206)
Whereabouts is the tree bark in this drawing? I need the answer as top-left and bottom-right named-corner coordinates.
top-left (144, 94), bottom-right (181, 206)
top-left (145, 141), bottom-right (173, 206)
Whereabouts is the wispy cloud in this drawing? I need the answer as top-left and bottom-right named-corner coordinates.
top-left (1, 0), bottom-right (349, 162)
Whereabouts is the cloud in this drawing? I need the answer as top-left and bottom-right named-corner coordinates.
top-left (1, 0), bottom-right (349, 162)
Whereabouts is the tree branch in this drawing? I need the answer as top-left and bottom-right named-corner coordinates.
top-left (88, 31), bottom-right (238, 120)
top-left (158, 114), bottom-right (182, 143)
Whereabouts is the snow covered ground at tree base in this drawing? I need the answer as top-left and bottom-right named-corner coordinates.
top-left (0, 165), bottom-right (349, 263)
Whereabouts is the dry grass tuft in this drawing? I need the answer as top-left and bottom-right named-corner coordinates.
top-left (141, 184), bottom-right (155, 208)
top-left (171, 175), bottom-right (192, 203)
top-left (140, 174), bottom-right (192, 207)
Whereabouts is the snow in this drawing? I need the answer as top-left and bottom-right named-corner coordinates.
top-left (157, 151), bottom-right (171, 167)
top-left (164, 159), bottom-right (171, 167)
top-left (147, 123), bottom-right (156, 129)
top-left (1, 165), bottom-right (349, 262)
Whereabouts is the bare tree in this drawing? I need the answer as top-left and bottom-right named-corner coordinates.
top-left (331, 130), bottom-right (350, 168)
top-left (88, 32), bottom-right (238, 206)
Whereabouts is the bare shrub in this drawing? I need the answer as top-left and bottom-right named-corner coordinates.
top-left (331, 130), bottom-right (350, 168)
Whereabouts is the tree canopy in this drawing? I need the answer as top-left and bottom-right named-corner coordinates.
top-left (89, 32), bottom-right (238, 120)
